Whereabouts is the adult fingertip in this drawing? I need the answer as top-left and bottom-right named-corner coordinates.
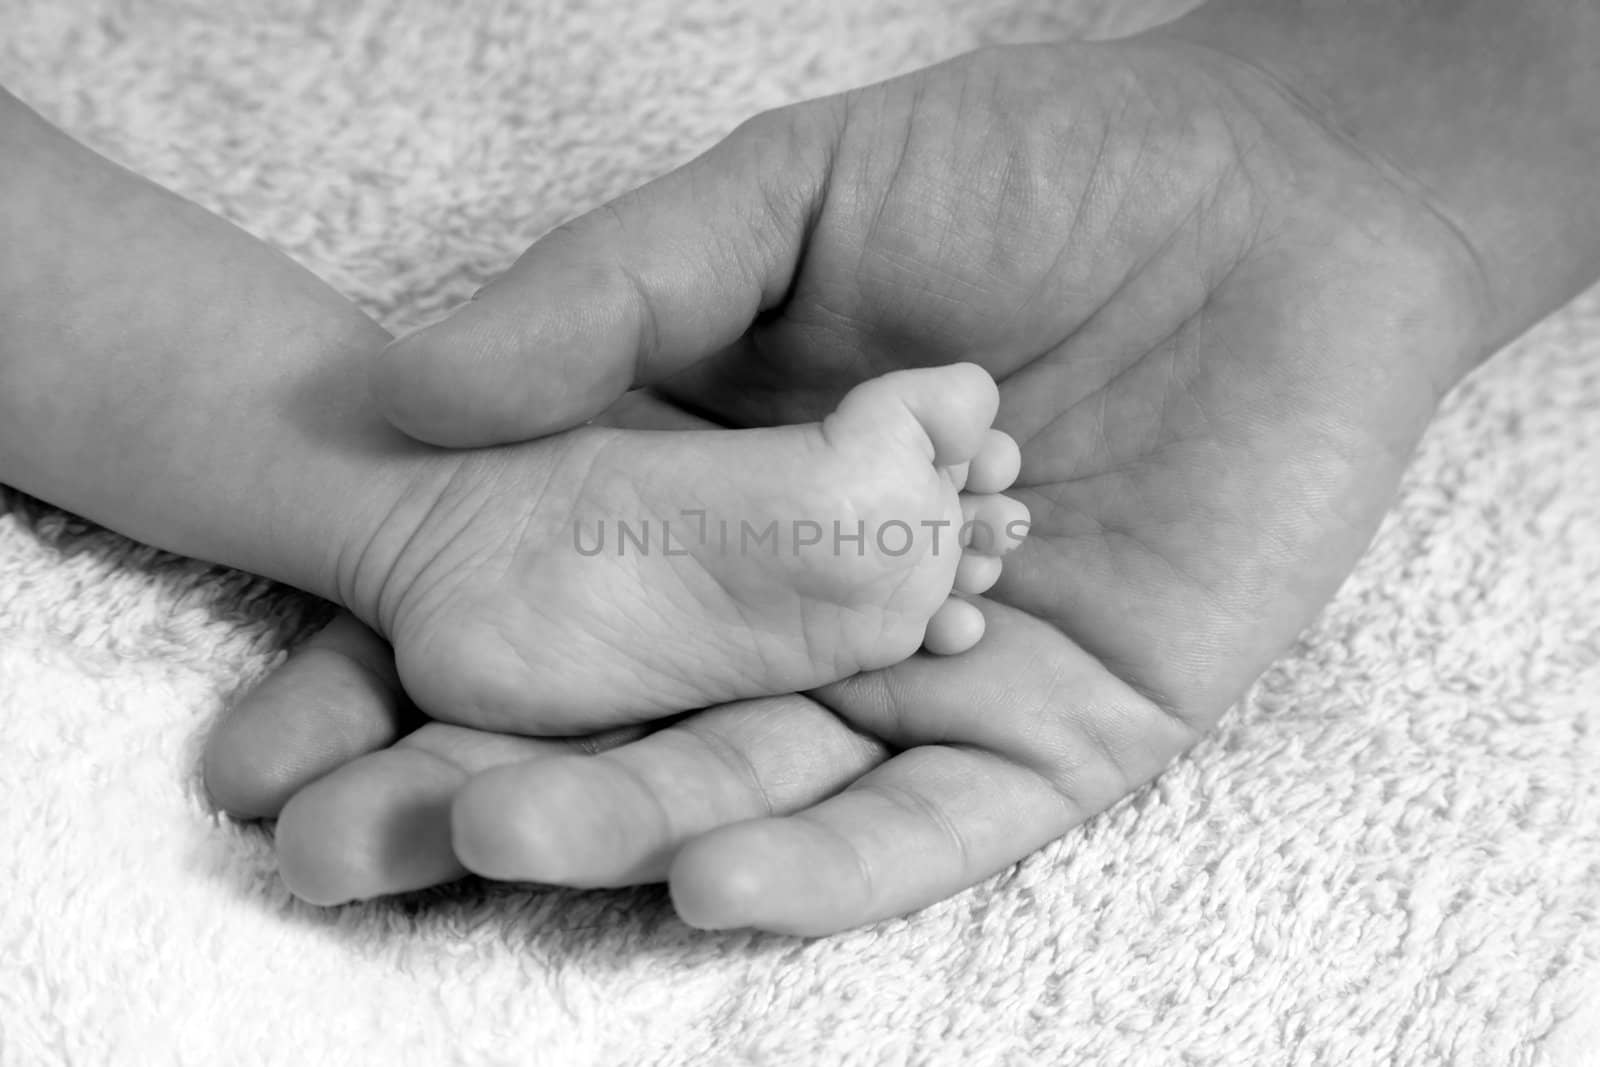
top-left (667, 830), bottom-right (770, 931)
top-left (203, 678), bottom-right (325, 819)
top-left (202, 713), bottom-right (285, 819)
top-left (202, 645), bottom-right (410, 819)
top-left (275, 748), bottom-right (464, 907)
top-left (669, 822), bottom-right (853, 937)
top-left (369, 321), bottom-right (489, 448)
top-left (273, 785), bottom-right (366, 907)
top-left (372, 282), bottom-right (624, 448)
top-left (450, 766), bottom-right (566, 883)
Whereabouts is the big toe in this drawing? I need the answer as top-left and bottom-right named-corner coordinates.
top-left (828, 363), bottom-right (1000, 467)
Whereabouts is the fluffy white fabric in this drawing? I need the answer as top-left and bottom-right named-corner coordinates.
top-left (2, 1), bottom-right (1597, 1063)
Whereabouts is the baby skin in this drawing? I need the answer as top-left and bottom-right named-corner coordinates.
top-left (373, 365), bottom-right (1030, 734)
top-left (0, 85), bottom-right (1027, 745)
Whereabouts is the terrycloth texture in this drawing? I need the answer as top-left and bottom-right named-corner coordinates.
top-left (2, 0), bottom-right (1597, 1063)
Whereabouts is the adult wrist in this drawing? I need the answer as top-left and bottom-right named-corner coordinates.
top-left (1153, 0), bottom-right (1600, 351)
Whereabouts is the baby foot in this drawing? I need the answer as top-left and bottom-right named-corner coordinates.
top-left (369, 363), bottom-right (1029, 733)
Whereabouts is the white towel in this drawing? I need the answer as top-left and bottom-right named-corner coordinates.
top-left (2, 1), bottom-right (1597, 1063)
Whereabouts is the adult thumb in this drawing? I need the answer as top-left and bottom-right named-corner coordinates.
top-left (373, 104), bottom-right (840, 447)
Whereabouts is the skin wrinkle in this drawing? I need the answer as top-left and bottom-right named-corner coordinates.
top-left (834, 607), bottom-right (1183, 809)
top-left (384, 461), bottom-right (516, 637)
top-left (992, 645), bottom-right (1071, 765)
top-left (1006, 96), bottom-right (1121, 334)
top-left (849, 83), bottom-right (943, 338)
top-left (897, 176), bottom-right (1046, 348)
top-left (607, 473), bottom-right (750, 691)
top-left (347, 436), bottom-right (521, 638)
top-left (1054, 682), bottom-right (1169, 806)
top-left (392, 438), bottom-right (620, 722)
top-left (848, 653), bottom-right (930, 748)
top-left (998, 499), bottom-right (1226, 725)
top-left (745, 108), bottom-right (844, 331)
top-left (611, 260), bottom-right (661, 391)
top-left (867, 769), bottom-right (978, 887)
top-left (934, 58), bottom-right (1002, 304)
top-left (681, 719), bottom-right (780, 822)
top-left (790, 804), bottom-right (880, 922)
top-left (648, 462), bottom-right (816, 693)
top-left (690, 701), bottom-right (882, 807)
top-left (1006, 100), bottom-right (1271, 470)
top-left (332, 444), bottom-right (433, 635)
top-left (1006, 186), bottom-right (1221, 473)
top-left (726, 111), bottom-right (823, 316)
top-left (587, 751), bottom-right (680, 881)
top-left (1019, 304), bottom-right (1201, 486)
top-left (998, 176), bottom-right (1389, 721)
top-left (984, 131), bottom-right (1037, 287)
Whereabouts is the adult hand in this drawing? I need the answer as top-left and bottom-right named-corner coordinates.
top-left (209, 1), bottom-right (1596, 935)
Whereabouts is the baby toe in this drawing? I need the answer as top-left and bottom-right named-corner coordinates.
top-left (966, 429), bottom-right (1021, 495)
top-left (828, 363), bottom-right (999, 466)
top-left (922, 597), bottom-right (987, 656)
top-left (959, 493), bottom-right (1032, 556)
top-left (952, 552), bottom-right (1004, 596)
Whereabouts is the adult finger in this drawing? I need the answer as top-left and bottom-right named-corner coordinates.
top-left (667, 602), bottom-right (1201, 935)
top-left (203, 612), bottom-right (416, 818)
top-left (449, 695), bottom-right (886, 888)
top-left (274, 721), bottom-right (646, 905)
top-left (374, 102), bottom-right (841, 447)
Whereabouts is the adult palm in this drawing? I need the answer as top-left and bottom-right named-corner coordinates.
top-left (208, 34), bottom-right (1486, 934)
